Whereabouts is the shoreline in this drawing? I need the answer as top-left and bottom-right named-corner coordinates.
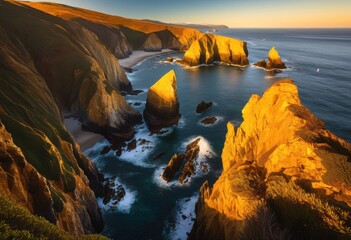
top-left (119, 49), bottom-right (174, 69)
top-left (63, 116), bottom-right (104, 152)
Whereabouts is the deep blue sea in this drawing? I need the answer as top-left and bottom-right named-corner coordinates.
top-left (85, 29), bottom-right (351, 240)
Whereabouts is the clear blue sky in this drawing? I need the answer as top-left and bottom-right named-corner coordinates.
top-left (27, 0), bottom-right (351, 28)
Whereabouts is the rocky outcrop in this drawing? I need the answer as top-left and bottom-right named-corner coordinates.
top-left (73, 18), bottom-right (132, 59)
top-left (143, 33), bottom-right (162, 52)
top-left (178, 138), bottom-right (201, 184)
top-left (144, 70), bottom-right (181, 132)
top-left (182, 34), bottom-right (249, 67)
top-left (196, 101), bottom-right (213, 113)
top-left (201, 117), bottom-right (217, 125)
top-left (253, 59), bottom-right (267, 68)
top-left (191, 79), bottom-right (351, 240)
top-left (162, 154), bottom-right (185, 182)
top-left (255, 47), bottom-right (286, 70)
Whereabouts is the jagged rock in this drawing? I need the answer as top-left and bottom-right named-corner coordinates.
top-left (144, 70), bottom-right (181, 133)
top-left (254, 59), bottom-right (267, 68)
top-left (166, 57), bottom-right (174, 62)
top-left (178, 138), bottom-right (201, 184)
top-left (191, 79), bottom-right (351, 240)
top-left (201, 117), bottom-right (217, 125)
top-left (100, 146), bottom-right (112, 155)
top-left (143, 33), bottom-right (162, 52)
top-left (266, 47), bottom-right (286, 69)
top-left (196, 101), bottom-right (213, 113)
top-left (182, 34), bottom-right (249, 66)
top-left (162, 154), bottom-right (185, 182)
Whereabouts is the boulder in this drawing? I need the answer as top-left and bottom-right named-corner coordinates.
top-left (144, 70), bottom-right (181, 132)
top-left (201, 117), bottom-right (217, 125)
top-left (182, 34), bottom-right (249, 66)
top-left (196, 101), bottom-right (213, 113)
top-left (253, 59), bottom-right (267, 68)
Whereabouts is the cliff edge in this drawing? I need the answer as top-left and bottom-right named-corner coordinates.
top-left (191, 79), bottom-right (351, 240)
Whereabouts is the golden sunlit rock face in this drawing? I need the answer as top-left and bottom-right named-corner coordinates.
top-left (254, 47), bottom-right (286, 70)
top-left (144, 70), bottom-right (180, 132)
top-left (267, 47), bottom-right (286, 69)
top-left (182, 34), bottom-right (249, 66)
top-left (191, 79), bottom-right (351, 240)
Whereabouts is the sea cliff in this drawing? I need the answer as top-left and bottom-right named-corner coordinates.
top-left (191, 79), bottom-right (351, 239)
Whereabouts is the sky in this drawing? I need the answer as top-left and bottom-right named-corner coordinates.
top-left (28, 0), bottom-right (351, 28)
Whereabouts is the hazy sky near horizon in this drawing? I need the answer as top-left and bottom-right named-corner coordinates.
top-left (28, 0), bottom-right (351, 28)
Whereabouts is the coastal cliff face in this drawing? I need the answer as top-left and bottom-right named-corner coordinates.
top-left (73, 18), bottom-right (133, 59)
top-left (191, 80), bottom-right (351, 239)
top-left (183, 34), bottom-right (249, 66)
top-left (0, 1), bottom-right (142, 236)
top-left (144, 70), bottom-right (180, 132)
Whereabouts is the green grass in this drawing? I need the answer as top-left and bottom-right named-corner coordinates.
top-left (0, 195), bottom-right (109, 240)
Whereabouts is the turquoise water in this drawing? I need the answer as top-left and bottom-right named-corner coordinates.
top-left (85, 29), bottom-right (351, 240)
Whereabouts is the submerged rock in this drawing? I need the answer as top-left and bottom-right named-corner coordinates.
top-left (182, 34), bottom-right (249, 66)
top-left (166, 57), bottom-right (174, 62)
top-left (162, 154), bottom-right (185, 182)
top-left (143, 33), bottom-right (162, 52)
top-left (144, 70), bottom-right (181, 133)
top-left (196, 101), bottom-right (213, 113)
top-left (190, 79), bottom-right (351, 240)
top-left (200, 117), bottom-right (217, 125)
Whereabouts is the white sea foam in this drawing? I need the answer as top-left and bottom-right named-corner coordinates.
top-left (163, 194), bottom-right (199, 240)
top-left (118, 124), bottom-right (157, 168)
top-left (98, 177), bottom-right (137, 214)
top-left (153, 136), bottom-right (216, 188)
top-left (180, 136), bottom-right (216, 160)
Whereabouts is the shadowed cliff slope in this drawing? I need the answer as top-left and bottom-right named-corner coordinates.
top-left (0, 0), bottom-right (142, 236)
top-left (191, 80), bottom-right (351, 240)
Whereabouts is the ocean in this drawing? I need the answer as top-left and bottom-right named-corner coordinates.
top-left (84, 29), bottom-right (351, 240)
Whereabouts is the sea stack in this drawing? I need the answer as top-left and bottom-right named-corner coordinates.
top-left (267, 47), bottom-right (286, 69)
top-left (255, 47), bottom-right (286, 70)
top-left (144, 70), bottom-right (181, 132)
top-left (182, 34), bottom-right (249, 66)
